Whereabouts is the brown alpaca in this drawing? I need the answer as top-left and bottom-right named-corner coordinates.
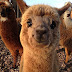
top-left (17, 0), bottom-right (71, 72)
top-left (0, 1), bottom-right (23, 68)
top-left (60, 2), bottom-right (72, 63)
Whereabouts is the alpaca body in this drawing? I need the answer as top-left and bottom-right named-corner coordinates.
top-left (0, 1), bottom-right (23, 68)
top-left (20, 4), bottom-right (60, 71)
top-left (17, 0), bottom-right (71, 71)
top-left (60, 17), bottom-right (72, 63)
top-left (60, 2), bottom-right (72, 63)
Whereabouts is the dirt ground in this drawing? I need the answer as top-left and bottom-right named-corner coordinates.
top-left (0, 38), bottom-right (72, 72)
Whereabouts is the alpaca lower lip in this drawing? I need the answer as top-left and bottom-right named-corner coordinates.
top-left (35, 34), bottom-right (48, 43)
top-left (36, 38), bottom-right (47, 44)
top-left (37, 40), bottom-right (48, 45)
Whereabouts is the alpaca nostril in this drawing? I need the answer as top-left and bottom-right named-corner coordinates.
top-left (43, 30), bottom-right (47, 34)
top-left (36, 30), bottom-right (40, 34)
top-left (32, 34), bottom-right (34, 37)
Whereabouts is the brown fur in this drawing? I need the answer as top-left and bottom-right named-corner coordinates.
top-left (60, 2), bottom-right (72, 63)
top-left (16, 0), bottom-right (29, 14)
top-left (19, 1), bottom-right (70, 72)
top-left (20, 5), bottom-right (60, 72)
top-left (0, 1), bottom-right (23, 68)
top-left (0, 0), bottom-right (9, 1)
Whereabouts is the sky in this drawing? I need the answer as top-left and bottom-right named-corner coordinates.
top-left (24, 0), bottom-right (72, 8)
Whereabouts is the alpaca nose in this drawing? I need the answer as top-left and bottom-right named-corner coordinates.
top-left (36, 28), bottom-right (47, 35)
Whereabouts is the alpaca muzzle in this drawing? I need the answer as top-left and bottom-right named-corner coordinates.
top-left (35, 26), bottom-right (48, 43)
top-left (1, 8), bottom-right (6, 17)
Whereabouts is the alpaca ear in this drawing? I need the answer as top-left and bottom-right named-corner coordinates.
top-left (71, 10), bottom-right (72, 19)
top-left (16, 0), bottom-right (29, 14)
top-left (56, 2), bottom-right (71, 16)
top-left (5, 0), bottom-right (9, 1)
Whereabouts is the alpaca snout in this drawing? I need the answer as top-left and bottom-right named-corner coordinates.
top-left (36, 25), bottom-right (47, 35)
top-left (36, 29), bottom-right (47, 35)
top-left (34, 26), bottom-right (48, 43)
top-left (1, 8), bottom-right (6, 17)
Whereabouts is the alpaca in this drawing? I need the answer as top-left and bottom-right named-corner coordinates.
top-left (60, 2), bottom-right (72, 63)
top-left (18, 0), bottom-right (71, 72)
top-left (0, 1), bottom-right (23, 68)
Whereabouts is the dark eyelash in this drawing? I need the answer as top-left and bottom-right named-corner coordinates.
top-left (27, 19), bottom-right (32, 27)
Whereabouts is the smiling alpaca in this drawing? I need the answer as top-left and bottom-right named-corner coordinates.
top-left (17, 0), bottom-right (71, 72)
top-left (0, 0), bottom-right (23, 68)
top-left (60, 2), bottom-right (72, 63)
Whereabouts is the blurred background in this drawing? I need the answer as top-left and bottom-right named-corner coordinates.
top-left (24, 0), bottom-right (72, 8)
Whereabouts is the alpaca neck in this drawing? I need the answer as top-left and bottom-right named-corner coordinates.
top-left (23, 46), bottom-right (56, 72)
top-left (0, 20), bottom-right (18, 40)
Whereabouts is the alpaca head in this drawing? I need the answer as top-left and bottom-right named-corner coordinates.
top-left (0, 1), bottom-right (15, 22)
top-left (20, 3), bottom-right (71, 48)
top-left (63, 2), bottom-right (72, 28)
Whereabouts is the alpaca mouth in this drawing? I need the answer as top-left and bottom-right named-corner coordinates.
top-left (36, 39), bottom-right (47, 44)
top-left (35, 34), bottom-right (48, 44)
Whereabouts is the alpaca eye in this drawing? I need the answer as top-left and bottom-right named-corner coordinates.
top-left (27, 19), bottom-right (32, 27)
top-left (67, 14), bottom-right (70, 17)
top-left (50, 21), bottom-right (56, 29)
